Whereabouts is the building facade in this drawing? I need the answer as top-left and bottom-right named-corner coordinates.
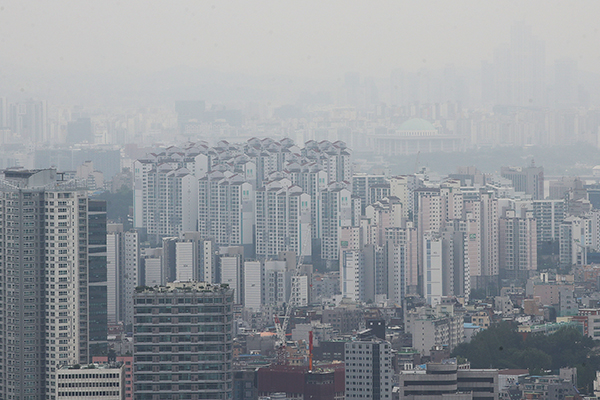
top-left (0, 169), bottom-right (106, 400)
top-left (133, 282), bottom-right (234, 400)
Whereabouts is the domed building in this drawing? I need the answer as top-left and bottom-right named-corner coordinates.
top-left (372, 118), bottom-right (465, 155)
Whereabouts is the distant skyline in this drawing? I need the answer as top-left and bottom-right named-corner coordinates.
top-left (1, 0), bottom-right (599, 80)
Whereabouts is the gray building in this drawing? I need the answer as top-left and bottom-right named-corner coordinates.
top-left (0, 168), bottom-right (107, 400)
top-left (345, 337), bottom-right (393, 400)
top-left (133, 281), bottom-right (234, 400)
top-left (500, 162), bottom-right (544, 200)
top-left (397, 361), bottom-right (498, 400)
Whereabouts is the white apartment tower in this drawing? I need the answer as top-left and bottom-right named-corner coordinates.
top-left (480, 191), bottom-right (499, 278)
top-left (243, 260), bottom-right (262, 310)
top-left (198, 171), bottom-right (254, 253)
top-left (341, 250), bottom-right (364, 302)
top-left (255, 178), bottom-right (312, 258)
top-left (320, 183), bottom-right (353, 261)
top-left (423, 233), bottom-right (444, 306)
top-left (386, 226), bottom-right (419, 304)
top-left (499, 209), bottom-right (538, 281)
top-left (221, 255), bottom-right (243, 305)
top-left (133, 159), bottom-right (198, 238)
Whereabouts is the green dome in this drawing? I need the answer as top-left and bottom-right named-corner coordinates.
top-left (399, 118), bottom-right (436, 131)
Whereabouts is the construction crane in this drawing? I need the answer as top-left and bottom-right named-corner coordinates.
top-left (273, 239), bottom-right (309, 364)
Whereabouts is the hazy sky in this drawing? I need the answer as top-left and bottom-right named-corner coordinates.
top-left (1, 0), bottom-right (599, 78)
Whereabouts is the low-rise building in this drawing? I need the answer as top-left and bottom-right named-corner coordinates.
top-left (396, 360), bottom-right (498, 400)
top-left (405, 302), bottom-right (465, 356)
top-left (56, 362), bottom-right (125, 400)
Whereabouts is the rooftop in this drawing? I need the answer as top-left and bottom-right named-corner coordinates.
top-left (59, 362), bottom-right (123, 371)
top-left (135, 281), bottom-right (231, 294)
top-left (399, 118), bottom-right (436, 132)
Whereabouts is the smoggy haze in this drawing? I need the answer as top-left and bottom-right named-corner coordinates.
top-left (1, 0), bottom-right (599, 78)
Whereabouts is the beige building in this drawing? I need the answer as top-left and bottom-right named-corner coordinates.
top-left (56, 363), bottom-right (125, 400)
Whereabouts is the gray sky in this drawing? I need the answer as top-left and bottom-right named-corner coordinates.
top-left (1, 0), bottom-right (599, 78)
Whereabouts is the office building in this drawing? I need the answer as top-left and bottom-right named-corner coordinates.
top-left (133, 281), bottom-right (234, 400)
top-left (257, 364), bottom-right (345, 400)
top-left (500, 162), bottom-right (544, 200)
top-left (88, 199), bottom-right (109, 358)
top-left (397, 360), bottom-right (498, 400)
top-left (56, 362), bottom-right (125, 400)
top-left (0, 168), bottom-right (106, 400)
top-left (345, 337), bottom-right (393, 399)
top-left (93, 355), bottom-right (134, 399)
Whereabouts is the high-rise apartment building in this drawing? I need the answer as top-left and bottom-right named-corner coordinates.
top-left (499, 209), bottom-right (537, 281)
top-left (0, 168), bottom-right (106, 400)
top-left (340, 249), bottom-right (364, 302)
top-left (133, 160), bottom-right (198, 238)
top-left (255, 177), bottom-right (311, 258)
top-left (422, 232), bottom-right (444, 306)
top-left (480, 190), bottom-right (499, 280)
top-left (385, 226), bottom-right (419, 305)
top-left (106, 224), bottom-right (141, 328)
top-left (352, 173), bottom-right (388, 210)
top-left (320, 183), bottom-right (353, 261)
top-left (133, 282), bottom-right (234, 400)
top-left (560, 216), bottom-right (592, 266)
top-left (533, 199), bottom-right (565, 243)
top-left (198, 171), bottom-right (254, 254)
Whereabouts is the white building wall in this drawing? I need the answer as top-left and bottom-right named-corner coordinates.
top-left (176, 241), bottom-right (196, 281)
top-left (423, 234), bottom-right (443, 306)
top-left (181, 174), bottom-right (198, 232)
top-left (243, 261), bottom-right (262, 310)
top-left (144, 257), bottom-right (163, 286)
top-left (221, 256), bottom-right (242, 304)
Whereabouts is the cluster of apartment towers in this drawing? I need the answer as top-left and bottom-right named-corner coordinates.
top-left (128, 138), bottom-right (564, 316)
